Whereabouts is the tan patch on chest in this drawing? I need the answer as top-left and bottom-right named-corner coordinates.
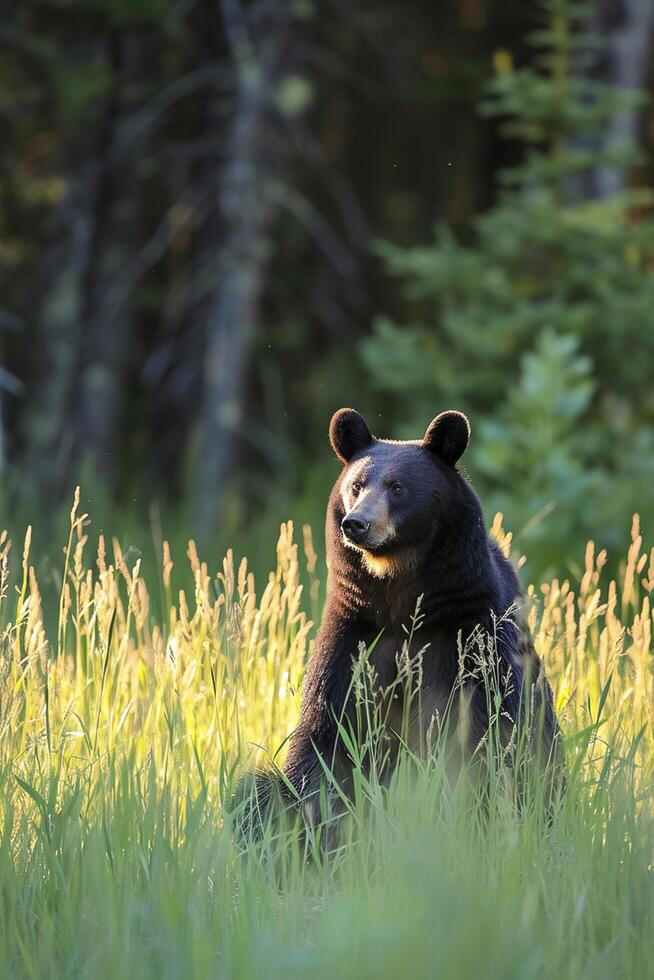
top-left (362, 551), bottom-right (398, 577)
top-left (362, 545), bottom-right (418, 580)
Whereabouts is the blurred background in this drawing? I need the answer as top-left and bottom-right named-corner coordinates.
top-left (2, 0), bottom-right (654, 583)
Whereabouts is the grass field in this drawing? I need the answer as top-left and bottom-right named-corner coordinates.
top-left (0, 492), bottom-right (652, 979)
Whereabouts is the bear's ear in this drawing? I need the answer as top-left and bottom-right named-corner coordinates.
top-left (329, 408), bottom-right (373, 463)
top-left (422, 411), bottom-right (470, 466)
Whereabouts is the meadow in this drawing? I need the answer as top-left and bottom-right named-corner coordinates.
top-left (0, 491), bottom-right (652, 979)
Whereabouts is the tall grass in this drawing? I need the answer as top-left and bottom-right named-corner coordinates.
top-left (0, 495), bottom-right (652, 979)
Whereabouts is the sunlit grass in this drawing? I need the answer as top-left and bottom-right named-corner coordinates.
top-left (0, 493), bottom-right (652, 978)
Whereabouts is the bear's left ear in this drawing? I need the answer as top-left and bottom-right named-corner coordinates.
top-left (329, 408), bottom-right (373, 463)
top-left (422, 411), bottom-right (470, 466)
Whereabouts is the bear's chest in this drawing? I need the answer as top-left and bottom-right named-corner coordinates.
top-left (365, 625), bottom-right (457, 755)
top-left (368, 625), bottom-right (451, 681)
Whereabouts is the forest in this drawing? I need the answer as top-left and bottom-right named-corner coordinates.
top-left (3, 0), bottom-right (654, 579)
top-left (1, 3), bottom-right (654, 978)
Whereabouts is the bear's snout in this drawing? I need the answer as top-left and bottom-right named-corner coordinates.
top-left (341, 515), bottom-right (370, 544)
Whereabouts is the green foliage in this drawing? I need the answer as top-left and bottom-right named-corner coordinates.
top-left (475, 331), bottom-right (599, 571)
top-left (275, 75), bottom-right (314, 116)
top-left (53, 63), bottom-right (113, 125)
top-left (482, 0), bottom-right (646, 193)
top-left (362, 0), bottom-right (654, 578)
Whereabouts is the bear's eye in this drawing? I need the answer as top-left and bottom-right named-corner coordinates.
top-left (389, 481), bottom-right (403, 496)
top-left (351, 481), bottom-right (363, 496)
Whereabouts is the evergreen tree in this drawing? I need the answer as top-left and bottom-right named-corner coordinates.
top-left (362, 0), bottom-right (654, 577)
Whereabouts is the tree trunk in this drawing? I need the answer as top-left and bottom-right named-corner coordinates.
top-left (21, 196), bottom-right (90, 504)
top-left (194, 0), bottom-right (295, 536)
top-left (584, 0), bottom-right (654, 198)
top-left (70, 30), bottom-right (135, 486)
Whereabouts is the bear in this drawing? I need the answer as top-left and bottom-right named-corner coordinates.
top-left (240, 408), bottom-right (562, 834)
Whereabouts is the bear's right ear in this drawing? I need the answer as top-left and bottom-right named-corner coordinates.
top-left (329, 408), bottom-right (373, 463)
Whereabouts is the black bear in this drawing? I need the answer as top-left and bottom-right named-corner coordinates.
top-left (245, 409), bottom-right (561, 828)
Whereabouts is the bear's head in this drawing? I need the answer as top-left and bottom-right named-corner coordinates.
top-left (328, 407), bottom-right (471, 578)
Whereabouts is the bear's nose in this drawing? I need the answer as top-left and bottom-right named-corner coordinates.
top-left (341, 516), bottom-right (370, 544)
